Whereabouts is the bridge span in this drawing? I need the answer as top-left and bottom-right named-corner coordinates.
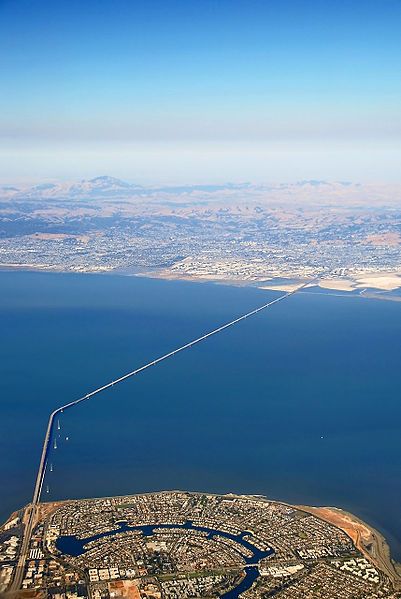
top-left (11, 278), bottom-right (317, 590)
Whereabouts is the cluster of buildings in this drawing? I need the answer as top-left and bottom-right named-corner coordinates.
top-left (1, 193), bottom-right (400, 283)
top-left (332, 557), bottom-right (380, 583)
top-left (241, 562), bottom-right (397, 599)
top-left (0, 514), bottom-right (21, 592)
top-left (0, 491), bottom-right (398, 598)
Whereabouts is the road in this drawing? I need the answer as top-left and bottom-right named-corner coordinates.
top-left (10, 278), bottom-right (316, 590)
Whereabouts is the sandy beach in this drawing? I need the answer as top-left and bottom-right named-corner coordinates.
top-left (298, 504), bottom-right (401, 589)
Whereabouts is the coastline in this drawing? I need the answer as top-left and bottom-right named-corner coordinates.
top-left (3, 491), bottom-right (401, 591)
top-left (297, 504), bottom-right (401, 589)
top-left (1, 263), bottom-right (401, 296)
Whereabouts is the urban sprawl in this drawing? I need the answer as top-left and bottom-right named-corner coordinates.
top-left (0, 492), bottom-right (399, 598)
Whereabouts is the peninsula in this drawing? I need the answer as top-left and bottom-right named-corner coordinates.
top-left (1, 491), bottom-right (400, 598)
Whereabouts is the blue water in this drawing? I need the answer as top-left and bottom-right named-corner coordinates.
top-left (56, 520), bottom-right (273, 598)
top-left (1, 271), bottom-right (401, 562)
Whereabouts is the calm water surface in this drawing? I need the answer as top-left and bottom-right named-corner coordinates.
top-left (1, 271), bottom-right (400, 560)
top-left (56, 521), bottom-right (273, 598)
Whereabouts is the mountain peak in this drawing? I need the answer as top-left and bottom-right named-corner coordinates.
top-left (88, 176), bottom-right (133, 188)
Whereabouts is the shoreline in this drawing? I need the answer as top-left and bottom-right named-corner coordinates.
top-left (3, 490), bottom-right (401, 590)
top-left (297, 504), bottom-right (401, 588)
top-left (1, 263), bottom-right (401, 297)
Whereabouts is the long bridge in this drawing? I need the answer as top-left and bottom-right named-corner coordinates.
top-left (11, 277), bottom-right (317, 590)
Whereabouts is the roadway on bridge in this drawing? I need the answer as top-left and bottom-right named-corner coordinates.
top-left (11, 278), bottom-right (317, 590)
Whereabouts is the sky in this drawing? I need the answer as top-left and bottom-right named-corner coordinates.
top-left (0, 0), bottom-right (400, 184)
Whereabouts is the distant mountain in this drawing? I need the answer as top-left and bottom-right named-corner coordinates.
top-left (31, 183), bottom-right (58, 191)
top-left (0, 185), bottom-right (20, 191)
top-left (0, 177), bottom-right (372, 205)
top-left (67, 176), bottom-right (144, 198)
top-left (0, 185), bottom-right (21, 198)
top-left (282, 180), bottom-right (355, 188)
top-left (82, 176), bottom-right (137, 190)
top-left (5, 178), bottom-right (256, 201)
top-left (295, 179), bottom-right (329, 187)
top-left (151, 182), bottom-right (253, 195)
top-left (11, 176), bottom-right (144, 200)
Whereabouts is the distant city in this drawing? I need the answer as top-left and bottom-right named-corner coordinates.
top-left (1, 177), bottom-right (401, 292)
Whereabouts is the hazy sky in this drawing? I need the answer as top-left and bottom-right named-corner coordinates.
top-left (1, 0), bottom-right (400, 184)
